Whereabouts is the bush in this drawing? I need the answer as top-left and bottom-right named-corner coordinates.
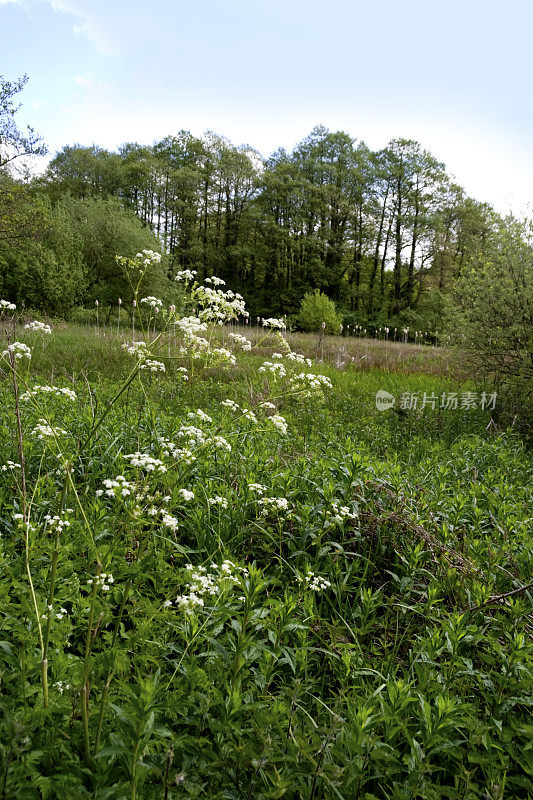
top-left (447, 218), bottom-right (533, 433)
top-left (297, 289), bottom-right (342, 334)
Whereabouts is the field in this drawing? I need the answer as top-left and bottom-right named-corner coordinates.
top-left (0, 296), bottom-right (532, 799)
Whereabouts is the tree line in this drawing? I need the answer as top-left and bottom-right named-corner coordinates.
top-left (0, 74), bottom-right (511, 330)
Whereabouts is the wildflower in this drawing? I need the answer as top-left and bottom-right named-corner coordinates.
top-left (20, 385), bottom-right (77, 402)
top-left (174, 560), bottom-right (248, 614)
top-left (32, 420), bottom-right (67, 439)
top-left (140, 359), bottom-right (166, 373)
top-left (178, 488), bottom-right (195, 501)
top-left (177, 425), bottom-right (205, 446)
top-left (123, 341), bottom-right (149, 358)
top-left (125, 452), bottom-right (167, 473)
top-left (2, 342), bottom-right (31, 361)
top-left (262, 317), bottom-right (286, 329)
top-left (187, 409), bottom-right (213, 424)
top-left (208, 496), bottom-right (228, 509)
top-left (258, 361), bottom-right (287, 379)
top-left (44, 514), bottom-right (71, 534)
top-left (209, 435), bottom-right (232, 452)
top-left (248, 483), bottom-right (267, 495)
top-left (228, 332), bottom-right (251, 351)
top-left (162, 513), bottom-right (179, 532)
top-left (88, 573), bottom-right (114, 591)
top-left (1, 460), bottom-right (21, 471)
top-left (97, 475), bottom-right (134, 498)
top-left (289, 372), bottom-right (333, 398)
top-left (0, 299), bottom-right (16, 311)
top-left (140, 296), bottom-right (163, 309)
top-left (24, 320), bottom-right (52, 334)
top-left (268, 414), bottom-right (288, 435)
top-left (175, 269), bottom-right (197, 282)
top-left (302, 572), bottom-right (332, 592)
top-left (221, 399), bottom-right (239, 411)
top-left (211, 347), bottom-right (236, 365)
top-left (241, 408), bottom-right (258, 423)
top-left (258, 496), bottom-right (289, 514)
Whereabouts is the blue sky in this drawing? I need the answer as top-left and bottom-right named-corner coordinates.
top-left (1, 0), bottom-right (532, 215)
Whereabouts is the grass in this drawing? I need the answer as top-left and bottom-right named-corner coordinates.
top-left (0, 317), bottom-right (531, 800)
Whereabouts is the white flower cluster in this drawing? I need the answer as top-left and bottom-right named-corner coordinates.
top-left (327, 501), bottom-right (357, 525)
top-left (289, 372), bottom-right (333, 398)
top-left (2, 342), bottom-right (31, 361)
top-left (178, 488), bottom-right (195, 501)
top-left (140, 359), bottom-right (166, 373)
top-left (175, 560), bottom-right (247, 614)
top-left (176, 316), bottom-right (208, 336)
top-left (140, 296), bottom-right (162, 309)
top-left (175, 269), bottom-right (197, 283)
top-left (187, 409), bottom-right (213, 424)
top-left (248, 483), bottom-right (267, 495)
top-left (42, 604), bottom-right (69, 621)
top-left (286, 352), bottom-right (312, 366)
top-left (54, 681), bottom-right (72, 694)
top-left (157, 436), bottom-right (197, 465)
top-left (259, 401), bottom-right (276, 411)
top-left (262, 318), bottom-right (286, 329)
top-left (211, 347), bottom-right (236, 365)
top-left (221, 399), bottom-right (239, 411)
top-left (1, 460), bottom-right (21, 471)
top-left (44, 513), bottom-right (71, 534)
top-left (177, 425), bottom-right (205, 446)
top-left (20, 385), bottom-right (77, 402)
top-left (87, 572), bottom-right (114, 591)
top-left (228, 332), bottom-right (252, 351)
top-left (210, 435), bottom-right (232, 452)
top-left (193, 283), bottom-right (247, 324)
top-left (208, 495), bottom-right (228, 509)
top-left (96, 475), bottom-right (134, 498)
top-left (162, 512), bottom-right (179, 532)
top-left (0, 299), bottom-right (16, 311)
top-left (258, 361), bottom-right (287, 380)
top-left (204, 276), bottom-right (226, 286)
top-left (267, 414), bottom-right (288, 435)
top-left (123, 341), bottom-right (149, 358)
top-left (32, 419), bottom-right (67, 439)
top-left (24, 320), bottom-right (52, 334)
top-left (258, 496), bottom-right (289, 514)
top-left (303, 572), bottom-right (332, 592)
top-left (125, 452), bottom-right (167, 473)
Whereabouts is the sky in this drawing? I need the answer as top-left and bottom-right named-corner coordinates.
top-left (1, 0), bottom-right (532, 216)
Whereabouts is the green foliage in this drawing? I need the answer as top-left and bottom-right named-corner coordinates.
top-left (297, 289), bottom-right (343, 334)
top-left (61, 195), bottom-right (165, 306)
top-left (1, 199), bottom-right (84, 315)
top-left (447, 218), bottom-right (533, 433)
top-left (0, 289), bottom-right (531, 797)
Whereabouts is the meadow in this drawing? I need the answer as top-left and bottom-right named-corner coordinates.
top-left (0, 265), bottom-right (531, 800)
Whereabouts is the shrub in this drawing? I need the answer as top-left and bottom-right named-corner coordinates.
top-left (297, 289), bottom-right (342, 334)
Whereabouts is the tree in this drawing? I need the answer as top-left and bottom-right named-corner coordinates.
top-left (61, 195), bottom-right (165, 306)
top-left (1, 74), bottom-right (47, 172)
top-left (447, 218), bottom-right (533, 432)
top-left (297, 289), bottom-right (342, 334)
